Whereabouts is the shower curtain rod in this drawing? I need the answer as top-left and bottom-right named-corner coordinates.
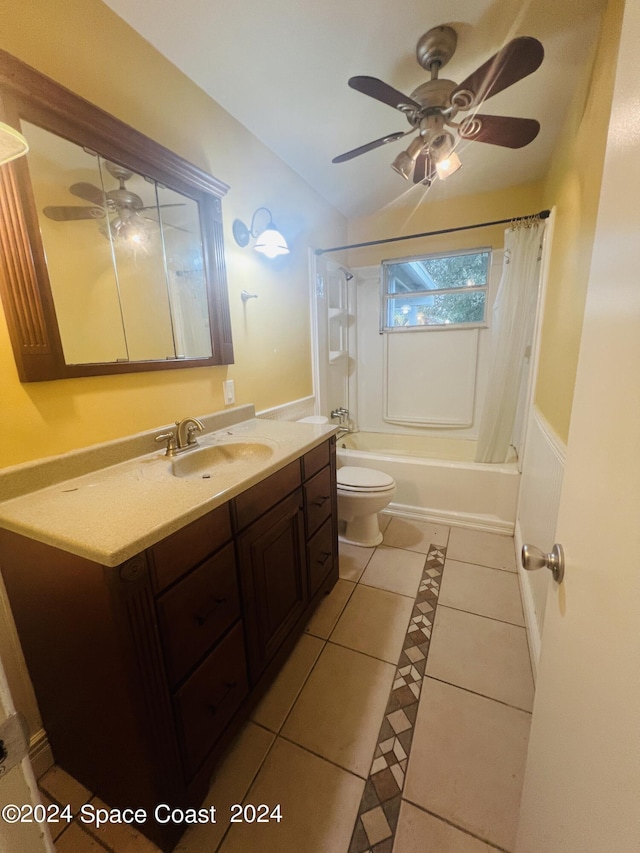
top-left (314, 209), bottom-right (550, 256)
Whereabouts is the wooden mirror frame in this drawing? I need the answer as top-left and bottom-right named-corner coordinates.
top-left (0, 50), bottom-right (234, 382)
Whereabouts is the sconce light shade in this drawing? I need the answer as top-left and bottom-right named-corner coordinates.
top-left (253, 226), bottom-right (289, 258)
top-left (0, 121), bottom-right (29, 166)
top-left (233, 207), bottom-right (290, 258)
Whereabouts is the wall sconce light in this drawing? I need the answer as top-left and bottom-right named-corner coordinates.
top-left (232, 207), bottom-right (290, 259)
top-left (0, 121), bottom-right (29, 166)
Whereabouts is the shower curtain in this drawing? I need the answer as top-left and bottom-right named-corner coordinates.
top-left (475, 218), bottom-right (545, 463)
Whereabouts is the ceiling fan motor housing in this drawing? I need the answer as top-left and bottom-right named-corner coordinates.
top-left (410, 78), bottom-right (456, 112)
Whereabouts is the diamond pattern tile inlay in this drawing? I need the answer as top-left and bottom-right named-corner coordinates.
top-left (348, 541), bottom-right (447, 852)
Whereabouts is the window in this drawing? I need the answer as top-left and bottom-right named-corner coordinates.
top-left (381, 248), bottom-right (491, 331)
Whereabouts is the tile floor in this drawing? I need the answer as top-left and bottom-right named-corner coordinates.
top-left (38, 516), bottom-right (534, 853)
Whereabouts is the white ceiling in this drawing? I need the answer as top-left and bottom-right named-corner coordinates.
top-left (102, 0), bottom-right (605, 219)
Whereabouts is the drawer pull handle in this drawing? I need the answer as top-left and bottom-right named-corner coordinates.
top-left (207, 681), bottom-right (238, 715)
top-left (313, 495), bottom-right (330, 507)
top-left (194, 597), bottom-right (226, 626)
top-left (317, 551), bottom-right (332, 566)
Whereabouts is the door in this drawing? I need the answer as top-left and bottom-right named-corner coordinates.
top-left (0, 659), bottom-right (53, 852)
top-left (237, 491), bottom-right (307, 682)
top-left (515, 2), bottom-right (640, 849)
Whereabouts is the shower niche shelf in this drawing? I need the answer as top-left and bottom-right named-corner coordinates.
top-left (327, 274), bottom-right (348, 366)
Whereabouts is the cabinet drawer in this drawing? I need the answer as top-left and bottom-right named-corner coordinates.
top-left (174, 622), bottom-right (248, 780)
top-left (303, 440), bottom-right (330, 480)
top-left (150, 504), bottom-right (232, 593)
top-left (232, 460), bottom-right (301, 531)
top-left (157, 542), bottom-right (240, 687)
top-left (307, 517), bottom-right (335, 598)
top-left (304, 466), bottom-right (333, 538)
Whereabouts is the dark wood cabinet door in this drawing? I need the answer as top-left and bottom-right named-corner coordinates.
top-left (237, 489), bottom-right (307, 682)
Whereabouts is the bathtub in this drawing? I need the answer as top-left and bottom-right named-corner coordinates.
top-left (337, 432), bottom-right (519, 534)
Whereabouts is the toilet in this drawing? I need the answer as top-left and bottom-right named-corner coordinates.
top-left (336, 466), bottom-right (396, 547)
top-left (295, 416), bottom-right (396, 547)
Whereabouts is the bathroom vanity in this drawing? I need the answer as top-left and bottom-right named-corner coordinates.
top-left (0, 409), bottom-right (338, 851)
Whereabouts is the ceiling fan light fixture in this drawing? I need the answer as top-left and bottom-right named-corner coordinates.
top-left (391, 136), bottom-right (424, 180)
top-left (435, 150), bottom-right (462, 180)
top-left (109, 208), bottom-right (153, 250)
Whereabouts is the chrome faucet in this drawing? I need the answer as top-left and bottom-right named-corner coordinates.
top-left (331, 407), bottom-right (349, 423)
top-left (331, 407), bottom-right (351, 437)
top-left (155, 417), bottom-right (205, 456)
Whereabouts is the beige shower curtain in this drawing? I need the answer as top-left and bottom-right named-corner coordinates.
top-left (475, 218), bottom-right (545, 463)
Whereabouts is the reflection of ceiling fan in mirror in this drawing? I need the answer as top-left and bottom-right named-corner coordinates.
top-left (332, 25), bottom-right (543, 186)
top-left (43, 160), bottom-right (186, 240)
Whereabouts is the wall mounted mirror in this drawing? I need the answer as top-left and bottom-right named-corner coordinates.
top-left (0, 50), bottom-right (234, 381)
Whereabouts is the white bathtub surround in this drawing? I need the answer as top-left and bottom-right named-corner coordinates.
top-left (383, 328), bottom-right (478, 428)
top-left (475, 220), bottom-right (546, 463)
top-left (350, 257), bottom-right (503, 442)
top-left (337, 433), bottom-right (519, 535)
top-left (515, 407), bottom-right (566, 680)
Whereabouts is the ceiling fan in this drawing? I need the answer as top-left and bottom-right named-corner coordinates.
top-left (43, 160), bottom-right (185, 240)
top-left (332, 25), bottom-right (544, 186)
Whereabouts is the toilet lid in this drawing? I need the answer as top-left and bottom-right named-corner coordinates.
top-left (337, 466), bottom-right (395, 491)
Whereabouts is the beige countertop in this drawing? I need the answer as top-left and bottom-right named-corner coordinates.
top-left (0, 406), bottom-right (336, 567)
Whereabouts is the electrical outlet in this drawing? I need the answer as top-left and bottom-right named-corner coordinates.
top-left (223, 380), bottom-right (235, 405)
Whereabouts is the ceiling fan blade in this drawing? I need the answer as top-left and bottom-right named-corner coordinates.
top-left (332, 131), bottom-right (407, 163)
top-left (69, 182), bottom-right (107, 206)
top-left (43, 205), bottom-right (105, 221)
top-left (412, 151), bottom-right (436, 185)
top-left (451, 37), bottom-right (543, 110)
top-left (348, 76), bottom-right (422, 112)
top-left (459, 114), bottom-right (540, 148)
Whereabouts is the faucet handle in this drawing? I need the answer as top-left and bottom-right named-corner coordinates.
top-left (155, 432), bottom-right (177, 456)
top-left (185, 423), bottom-right (203, 446)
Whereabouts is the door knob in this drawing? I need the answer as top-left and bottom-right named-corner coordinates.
top-left (521, 543), bottom-right (565, 583)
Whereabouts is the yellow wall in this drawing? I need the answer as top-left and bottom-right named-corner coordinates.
top-left (0, 0), bottom-right (346, 468)
top-left (346, 181), bottom-right (544, 269)
top-left (535, 0), bottom-right (624, 442)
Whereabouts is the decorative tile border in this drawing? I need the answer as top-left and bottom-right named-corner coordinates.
top-left (348, 544), bottom-right (447, 853)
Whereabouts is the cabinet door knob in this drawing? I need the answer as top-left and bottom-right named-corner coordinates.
top-left (313, 495), bottom-right (330, 507)
top-left (316, 551), bottom-right (332, 566)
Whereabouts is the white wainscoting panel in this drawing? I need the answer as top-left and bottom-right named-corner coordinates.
top-left (384, 328), bottom-right (478, 427)
top-left (516, 407), bottom-right (566, 680)
top-left (256, 396), bottom-right (316, 422)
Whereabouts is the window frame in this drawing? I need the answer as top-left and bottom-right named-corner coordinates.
top-left (380, 246), bottom-right (492, 333)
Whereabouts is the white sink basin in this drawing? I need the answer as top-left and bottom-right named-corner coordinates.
top-left (171, 440), bottom-right (275, 480)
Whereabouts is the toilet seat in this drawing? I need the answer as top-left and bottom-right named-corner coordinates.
top-left (337, 466), bottom-right (396, 492)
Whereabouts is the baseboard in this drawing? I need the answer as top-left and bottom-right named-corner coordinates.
top-left (514, 519), bottom-right (541, 683)
top-left (29, 727), bottom-right (54, 780)
top-left (385, 501), bottom-right (514, 536)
